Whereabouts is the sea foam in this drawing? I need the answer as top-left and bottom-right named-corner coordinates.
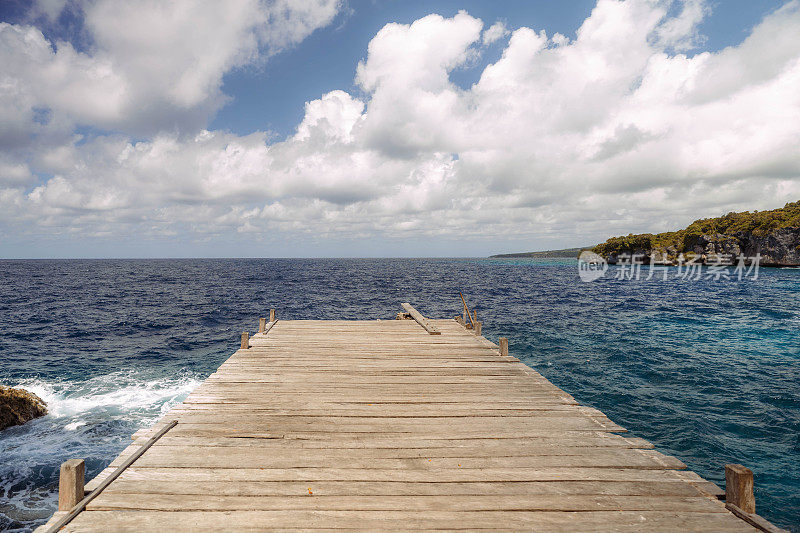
top-left (0, 371), bottom-right (201, 531)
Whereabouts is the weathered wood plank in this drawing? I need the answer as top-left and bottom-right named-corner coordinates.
top-left (60, 510), bottom-right (756, 532)
top-left (58, 317), bottom-right (757, 532)
top-left (100, 466), bottom-right (715, 483)
top-left (99, 479), bottom-right (712, 498)
top-left (132, 433), bottom-right (653, 447)
top-left (85, 465), bottom-right (718, 493)
top-left (108, 448), bottom-right (685, 470)
top-left (87, 493), bottom-right (727, 512)
top-left (401, 303), bottom-right (441, 335)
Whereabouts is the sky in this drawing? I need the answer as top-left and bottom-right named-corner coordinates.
top-left (0, 0), bottom-right (798, 258)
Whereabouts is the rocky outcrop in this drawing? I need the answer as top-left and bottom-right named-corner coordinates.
top-left (686, 229), bottom-right (800, 266)
top-left (0, 386), bottom-right (48, 431)
top-left (595, 202), bottom-right (800, 266)
top-left (633, 229), bottom-right (800, 266)
top-left (746, 227), bottom-right (800, 266)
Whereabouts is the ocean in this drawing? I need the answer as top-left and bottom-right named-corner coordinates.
top-left (0, 258), bottom-right (797, 531)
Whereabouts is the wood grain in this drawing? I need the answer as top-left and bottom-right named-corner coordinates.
top-left (39, 315), bottom-right (759, 532)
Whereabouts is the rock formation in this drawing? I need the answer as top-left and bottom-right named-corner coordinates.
top-left (593, 202), bottom-right (800, 267)
top-left (0, 385), bottom-right (48, 431)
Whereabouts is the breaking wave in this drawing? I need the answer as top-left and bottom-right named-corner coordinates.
top-left (0, 371), bottom-right (200, 531)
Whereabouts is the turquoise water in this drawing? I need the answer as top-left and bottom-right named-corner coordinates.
top-left (0, 258), bottom-right (797, 531)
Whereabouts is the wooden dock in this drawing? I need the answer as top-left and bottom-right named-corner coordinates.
top-left (39, 306), bottom-right (773, 531)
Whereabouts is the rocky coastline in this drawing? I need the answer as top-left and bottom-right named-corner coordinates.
top-left (0, 385), bottom-right (48, 431)
top-left (593, 202), bottom-right (800, 267)
top-left (490, 247), bottom-right (586, 259)
top-left (599, 228), bottom-right (800, 267)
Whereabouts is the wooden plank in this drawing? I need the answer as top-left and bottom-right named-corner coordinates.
top-left (87, 465), bottom-right (716, 493)
top-left (59, 510), bottom-right (756, 532)
top-left (100, 480), bottom-right (710, 497)
top-left (130, 420), bottom-right (627, 439)
top-left (401, 303), bottom-right (441, 335)
top-left (99, 466), bottom-right (716, 483)
top-left (726, 503), bottom-right (790, 533)
top-left (108, 448), bottom-right (685, 470)
top-left (165, 407), bottom-right (611, 417)
top-left (155, 412), bottom-right (621, 424)
top-left (134, 433), bottom-right (653, 446)
top-left (53, 317), bottom-right (758, 532)
top-left (86, 493), bottom-right (728, 512)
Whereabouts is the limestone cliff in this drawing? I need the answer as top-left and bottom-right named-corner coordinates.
top-left (593, 202), bottom-right (800, 266)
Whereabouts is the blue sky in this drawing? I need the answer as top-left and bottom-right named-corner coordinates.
top-left (213, 0), bottom-right (785, 138)
top-left (0, 0), bottom-right (798, 257)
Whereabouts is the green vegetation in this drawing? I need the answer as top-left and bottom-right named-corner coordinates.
top-left (594, 201), bottom-right (800, 256)
top-left (684, 201), bottom-right (800, 236)
top-left (491, 247), bottom-right (588, 259)
top-left (491, 202), bottom-right (800, 262)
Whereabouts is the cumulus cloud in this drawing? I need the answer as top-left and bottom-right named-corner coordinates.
top-left (1, 0), bottom-right (342, 139)
top-left (355, 11), bottom-right (482, 157)
top-left (294, 90), bottom-right (365, 143)
top-left (2, 0), bottom-right (800, 254)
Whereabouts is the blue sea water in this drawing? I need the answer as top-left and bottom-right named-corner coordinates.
top-left (0, 258), bottom-right (797, 531)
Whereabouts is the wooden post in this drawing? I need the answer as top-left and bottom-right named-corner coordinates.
top-left (462, 308), bottom-right (467, 323)
top-left (58, 459), bottom-right (85, 511)
top-left (474, 321), bottom-right (482, 336)
top-left (258, 318), bottom-right (266, 334)
top-left (499, 337), bottom-right (508, 356)
top-left (473, 310), bottom-right (477, 324)
top-left (269, 309), bottom-right (276, 322)
top-left (241, 331), bottom-right (250, 350)
top-left (726, 464), bottom-right (755, 514)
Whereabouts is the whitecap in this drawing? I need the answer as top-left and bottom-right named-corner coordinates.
top-left (11, 372), bottom-right (201, 421)
top-left (1, 370), bottom-right (202, 530)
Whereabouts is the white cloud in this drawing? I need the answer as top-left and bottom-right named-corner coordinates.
top-left (654, 0), bottom-right (708, 51)
top-left (1, 0), bottom-right (342, 138)
top-left (356, 11), bottom-right (482, 93)
top-left (294, 90), bottom-right (364, 143)
top-left (0, 157), bottom-right (33, 186)
top-left (482, 21), bottom-right (509, 45)
top-left (355, 11), bottom-right (482, 157)
top-left (2, 0), bottom-right (800, 254)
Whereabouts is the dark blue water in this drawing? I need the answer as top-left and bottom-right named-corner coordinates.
top-left (0, 258), bottom-right (797, 531)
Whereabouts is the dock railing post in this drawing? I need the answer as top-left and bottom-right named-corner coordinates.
top-left (474, 321), bottom-right (482, 336)
top-left (58, 459), bottom-right (84, 511)
top-left (270, 309), bottom-right (276, 322)
top-left (499, 337), bottom-right (508, 356)
top-left (726, 464), bottom-right (755, 514)
top-left (259, 318), bottom-right (266, 334)
top-left (241, 331), bottom-right (250, 350)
